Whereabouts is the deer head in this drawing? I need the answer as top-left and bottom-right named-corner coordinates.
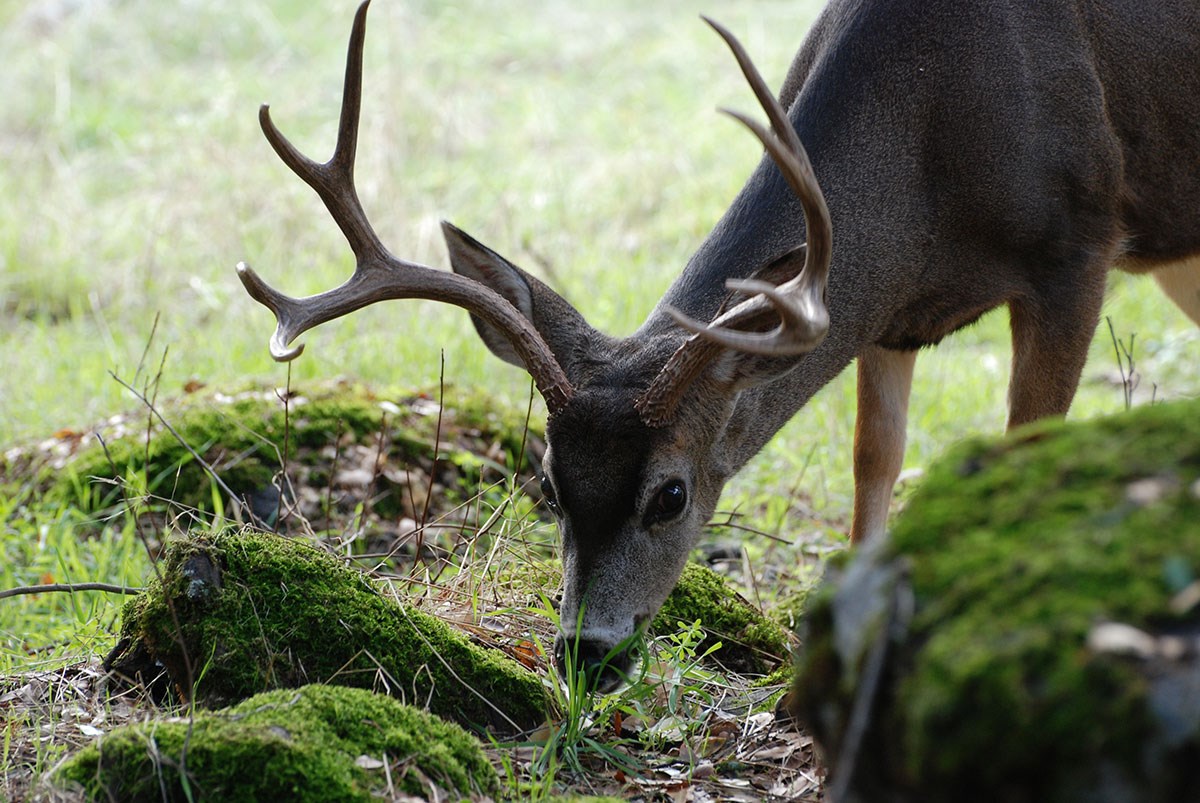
top-left (238, 2), bottom-right (829, 691)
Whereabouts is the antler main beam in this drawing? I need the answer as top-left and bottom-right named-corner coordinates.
top-left (635, 17), bottom-right (832, 426)
top-left (236, 0), bottom-right (574, 414)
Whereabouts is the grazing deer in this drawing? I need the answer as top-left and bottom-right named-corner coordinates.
top-left (239, 1), bottom-right (1200, 689)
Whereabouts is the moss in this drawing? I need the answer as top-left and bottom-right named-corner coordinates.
top-left (49, 381), bottom-right (536, 524)
top-left (54, 684), bottom-right (497, 801)
top-left (653, 563), bottom-right (791, 675)
top-left (105, 529), bottom-right (549, 733)
top-left (794, 399), bottom-right (1200, 801)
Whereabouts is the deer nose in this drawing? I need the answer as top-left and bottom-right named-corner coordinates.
top-left (553, 634), bottom-right (633, 694)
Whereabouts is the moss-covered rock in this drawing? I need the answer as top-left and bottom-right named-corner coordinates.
top-left (653, 563), bottom-right (791, 675)
top-left (793, 399), bottom-right (1200, 802)
top-left (105, 529), bottom-right (549, 733)
top-left (54, 684), bottom-right (497, 802)
top-left (45, 382), bottom-right (537, 530)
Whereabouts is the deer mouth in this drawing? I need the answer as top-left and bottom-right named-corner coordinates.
top-left (553, 633), bottom-right (641, 695)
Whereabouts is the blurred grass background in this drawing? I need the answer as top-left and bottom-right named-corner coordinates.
top-left (1, 0), bottom-right (1197, 523)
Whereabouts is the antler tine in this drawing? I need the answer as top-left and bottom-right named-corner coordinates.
top-left (257, 0), bottom-right (381, 263)
top-left (663, 17), bottom-right (832, 356)
top-left (635, 18), bottom-right (832, 426)
top-left (236, 0), bottom-right (574, 414)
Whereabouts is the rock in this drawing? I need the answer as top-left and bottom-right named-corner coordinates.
top-left (793, 399), bottom-right (1200, 802)
top-left (104, 529), bottom-right (548, 733)
top-left (53, 684), bottom-right (497, 801)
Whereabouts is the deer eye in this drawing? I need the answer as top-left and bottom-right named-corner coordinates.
top-left (647, 480), bottom-right (687, 525)
top-left (540, 473), bottom-right (561, 515)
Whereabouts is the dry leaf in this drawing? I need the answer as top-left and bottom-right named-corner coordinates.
top-left (512, 640), bottom-right (541, 669)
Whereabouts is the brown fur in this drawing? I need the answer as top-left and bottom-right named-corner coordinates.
top-left (449, 0), bottom-right (1200, 680)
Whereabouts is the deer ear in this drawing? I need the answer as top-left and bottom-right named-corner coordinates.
top-left (441, 221), bottom-right (597, 375)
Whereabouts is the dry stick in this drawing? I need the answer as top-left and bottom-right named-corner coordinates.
top-left (352, 409), bottom-right (392, 549)
top-left (131, 312), bottom-right (162, 390)
top-left (1105, 316), bottom-right (1139, 411)
top-left (709, 513), bottom-right (795, 546)
top-left (418, 352), bottom-right (449, 558)
top-left (516, 376), bottom-right (536, 480)
top-left (135, 317), bottom-right (163, 512)
top-left (325, 417), bottom-right (347, 532)
top-left (274, 363), bottom-right (294, 531)
top-left (0, 582), bottom-right (144, 601)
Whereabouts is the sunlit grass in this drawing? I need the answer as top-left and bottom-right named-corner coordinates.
top-left (0, 0), bottom-right (818, 443)
top-left (0, 498), bottom-right (149, 675)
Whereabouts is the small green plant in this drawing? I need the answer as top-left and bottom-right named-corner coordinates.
top-left (517, 595), bottom-right (727, 795)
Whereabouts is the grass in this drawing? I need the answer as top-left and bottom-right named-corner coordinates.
top-left (1, 0), bottom-right (1198, 799)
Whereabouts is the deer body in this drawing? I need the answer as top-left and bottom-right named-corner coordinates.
top-left (651, 0), bottom-right (1200, 540)
top-left (240, 1), bottom-right (1200, 689)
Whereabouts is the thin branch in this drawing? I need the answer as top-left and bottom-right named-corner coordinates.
top-left (0, 582), bottom-right (145, 601)
top-left (1105, 316), bottom-right (1139, 411)
top-left (707, 512), bottom-right (795, 545)
top-left (275, 363), bottom-right (294, 531)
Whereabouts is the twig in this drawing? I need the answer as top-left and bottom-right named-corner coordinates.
top-left (0, 582), bottom-right (145, 601)
top-left (516, 376), bottom-right (536, 479)
top-left (326, 417), bottom-right (347, 532)
top-left (350, 408), bottom-right (392, 547)
top-left (132, 312), bottom-right (161, 389)
top-left (1105, 316), bottom-right (1139, 411)
top-left (707, 513), bottom-right (795, 546)
top-left (274, 363), bottom-right (294, 531)
top-left (416, 353), bottom-right (448, 565)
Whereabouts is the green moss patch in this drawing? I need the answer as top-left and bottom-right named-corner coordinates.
top-left (105, 529), bottom-right (549, 733)
top-left (53, 684), bottom-right (497, 802)
top-left (36, 381), bottom-right (537, 532)
top-left (794, 399), bottom-right (1200, 801)
top-left (653, 563), bottom-right (791, 675)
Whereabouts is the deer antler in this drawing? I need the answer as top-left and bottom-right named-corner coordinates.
top-left (635, 17), bottom-right (832, 426)
top-left (236, 1), bottom-right (574, 414)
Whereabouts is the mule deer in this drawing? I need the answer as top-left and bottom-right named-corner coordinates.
top-left (239, 1), bottom-right (1200, 689)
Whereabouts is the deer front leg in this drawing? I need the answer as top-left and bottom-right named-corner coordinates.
top-left (850, 345), bottom-right (917, 544)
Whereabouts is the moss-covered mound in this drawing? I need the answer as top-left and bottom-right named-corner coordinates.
top-left (42, 382), bottom-right (536, 528)
top-left (793, 399), bottom-right (1200, 802)
top-left (653, 563), bottom-right (791, 675)
top-left (105, 529), bottom-right (549, 733)
top-left (54, 684), bottom-right (497, 802)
